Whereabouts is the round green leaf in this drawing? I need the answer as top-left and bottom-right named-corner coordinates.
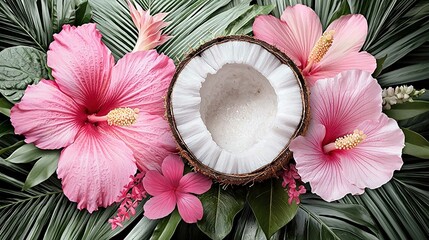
top-left (0, 46), bottom-right (48, 103)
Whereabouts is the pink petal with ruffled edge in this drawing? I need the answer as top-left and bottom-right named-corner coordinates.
top-left (309, 14), bottom-right (376, 82)
top-left (100, 113), bottom-right (176, 172)
top-left (57, 125), bottom-right (137, 213)
top-left (162, 155), bottom-right (184, 185)
top-left (47, 24), bottom-right (114, 113)
top-left (176, 192), bottom-right (204, 223)
top-left (340, 114), bottom-right (404, 189)
top-left (105, 50), bottom-right (175, 116)
top-left (144, 191), bottom-right (177, 219)
top-left (310, 70), bottom-right (382, 144)
top-left (178, 172), bottom-right (212, 194)
top-left (290, 124), bottom-right (364, 201)
top-left (253, 4), bottom-right (322, 69)
top-left (10, 80), bottom-right (84, 149)
top-left (143, 170), bottom-right (172, 196)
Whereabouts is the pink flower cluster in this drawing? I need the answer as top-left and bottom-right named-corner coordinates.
top-left (282, 164), bottom-right (306, 204)
top-left (109, 173), bottom-right (146, 229)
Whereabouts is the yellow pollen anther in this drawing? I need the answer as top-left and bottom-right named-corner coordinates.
top-left (107, 107), bottom-right (139, 126)
top-left (308, 30), bottom-right (335, 63)
top-left (334, 129), bottom-right (366, 150)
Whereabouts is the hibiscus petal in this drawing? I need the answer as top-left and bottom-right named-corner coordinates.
top-left (105, 50), bottom-right (175, 116)
top-left (340, 114), bottom-right (404, 189)
top-left (310, 70), bottom-right (382, 144)
top-left (47, 24), bottom-right (114, 112)
top-left (323, 14), bottom-right (368, 62)
top-left (100, 113), bottom-right (176, 172)
top-left (176, 192), bottom-right (204, 223)
top-left (144, 191), bottom-right (176, 219)
top-left (290, 124), bottom-right (364, 201)
top-left (178, 172), bottom-right (212, 194)
top-left (57, 125), bottom-right (137, 213)
top-left (253, 4), bottom-right (322, 68)
top-left (162, 154), bottom-right (184, 185)
top-left (143, 170), bottom-right (172, 196)
top-left (10, 80), bottom-right (83, 149)
top-left (308, 51), bottom-right (376, 84)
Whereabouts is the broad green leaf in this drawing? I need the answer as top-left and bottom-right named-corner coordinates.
top-left (0, 98), bottom-right (12, 116)
top-left (0, 46), bottom-right (49, 103)
top-left (223, 4), bottom-right (275, 35)
top-left (384, 100), bottom-right (429, 121)
top-left (233, 206), bottom-right (279, 240)
top-left (124, 217), bottom-right (159, 240)
top-left (248, 179), bottom-right (298, 239)
top-left (256, 0), bottom-right (313, 18)
top-left (326, 0), bottom-right (350, 26)
top-left (0, 140), bottom-right (25, 155)
top-left (284, 195), bottom-right (379, 240)
top-left (23, 150), bottom-right (60, 190)
top-left (197, 185), bottom-right (246, 240)
top-left (5, 143), bottom-right (45, 163)
top-left (74, 0), bottom-right (92, 25)
top-left (150, 209), bottom-right (182, 240)
top-left (402, 128), bottom-right (429, 159)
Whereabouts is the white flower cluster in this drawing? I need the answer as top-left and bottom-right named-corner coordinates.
top-left (382, 85), bottom-right (426, 110)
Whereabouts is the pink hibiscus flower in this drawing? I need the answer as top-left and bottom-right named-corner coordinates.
top-left (289, 70), bottom-right (404, 201)
top-left (10, 23), bottom-right (176, 212)
top-left (253, 4), bottom-right (376, 85)
top-left (128, 0), bottom-right (171, 51)
top-left (143, 155), bottom-right (212, 223)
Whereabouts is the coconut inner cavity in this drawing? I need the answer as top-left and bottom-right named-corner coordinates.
top-left (200, 63), bottom-right (277, 153)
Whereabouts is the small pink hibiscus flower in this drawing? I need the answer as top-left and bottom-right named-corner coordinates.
top-left (10, 23), bottom-right (176, 212)
top-left (289, 70), bottom-right (404, 201)
top-left (128, 0), bottom-right (172, 51)
top-left (143, 154), bottom-right (212, 223)
top-left (253, 4), bottom-right (376, 85)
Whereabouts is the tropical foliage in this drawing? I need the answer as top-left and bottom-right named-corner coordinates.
top-left (0, 0), bottom-right (428, 239)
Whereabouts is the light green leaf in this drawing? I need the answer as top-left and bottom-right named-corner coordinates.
top-left (150, 209), bottom-right (182, 240)
top-left (5, 143), bottom-right (45, 163)
top-left (0, 140), bottom-right (25, 155)
top-left (402, 128), bottom-right (429, 159)
top-left (0, 46), bottom-right (49, 103)
top-left (23, 150), bottom-right (60, 190)
top-left (248, 179), bottom-right (298, 239)
top-left (197, 185), bottom-right (246, 240)
top-left (384, 100), bottom-right (429, 121)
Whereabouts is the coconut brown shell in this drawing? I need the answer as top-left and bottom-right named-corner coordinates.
top-left (166, 35), bottom-right (310, 185)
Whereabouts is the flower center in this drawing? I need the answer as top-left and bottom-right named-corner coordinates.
top-left (87, 107), bottom-right (139, 126)
top-left (304, 30), bottom-right (335, 72)
top-left (323, 129), bottom-right (366, 153)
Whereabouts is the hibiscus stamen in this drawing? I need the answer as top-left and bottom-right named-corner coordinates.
top-left (323, 129), bottom-right (366, 153)
top-left (87, 107), bottom-right (139, 126)
top-left (304, 30), bottom-right (335, 72)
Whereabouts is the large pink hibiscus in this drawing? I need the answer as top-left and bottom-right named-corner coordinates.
top-left (143, 155), bottom-right (212, 223)
top-left (289, 70), bottom-right (404, 201)
top-left (10, 24), bottom-right (176, 212)
top-left (253, 4), bottom-right (376, 85)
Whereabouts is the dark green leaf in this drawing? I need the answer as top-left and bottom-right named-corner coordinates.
top-left (326, 0), bottom-right (351, 26)
top-left (384, 100), bottom-right (429, 121)
top-left (5, 143), bottom-right (45, 163)
top-left (23, 150), bottom-right (60, 190)
top-left (75, 0), bottom-right (92, 25)
top-left (224, 4), bottom-right (275, 35)
top-left (0, 140), bottom-right (25, 155)
top-left (197, 185), bottom-right (246, 240)
top-left (248, 179), bottom-right (298, 239)
top-left (373, 55), bottom-right (387, 78)
top-left (0, 46), bottom-right (49, 103)
top-left (124, 217), bottom-right (159, 240)
top-left (402, 128), bottom-right (429, 159)
top-left (0, 98), bottom-right (12, 116)
top-left (150, 209), bottom-right (182, 240)
top-left (283, 195), bottom-right (378, 240)
top-left (0, 120), bottom-right (13, 138)
top-left (378, 63), bottom-right (429, 86)
top-left (233, 206), bottom-right (275, 240)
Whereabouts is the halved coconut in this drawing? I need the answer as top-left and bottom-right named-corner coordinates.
top-left (166, 36), bottom-right (309, 184)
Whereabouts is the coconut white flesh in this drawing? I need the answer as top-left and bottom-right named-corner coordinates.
top-left (172, 41), bottom-right (303, 174)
